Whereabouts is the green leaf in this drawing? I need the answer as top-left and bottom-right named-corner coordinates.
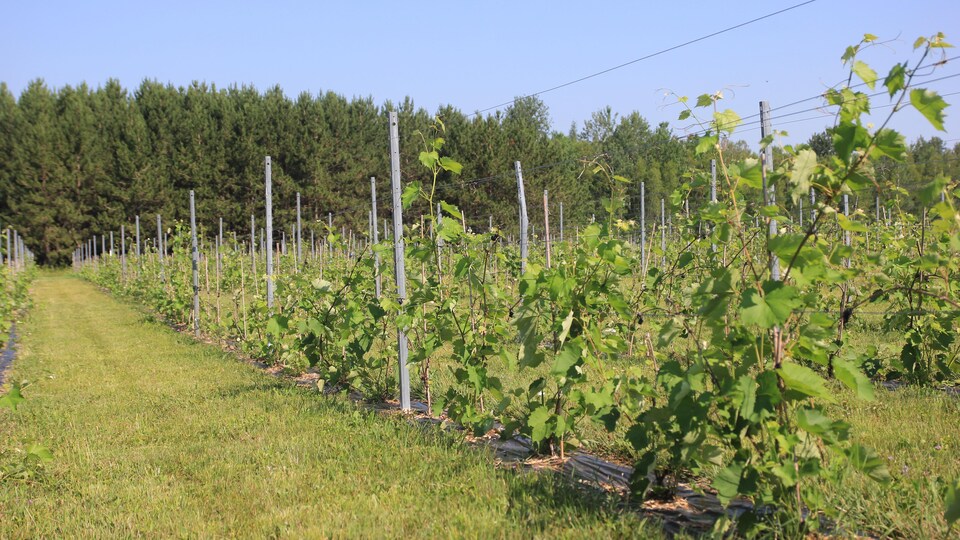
top-left (837, 213), bottom-right (867, 233)
top-left (795, 407), bottom-right (834, 435)
top-left (910, 89), bottom-right (948, 131)
top-left (884, 62), bottom-right (907, 97)
top-left (418, 150), bottom-right (439, 170)
top-left (713, 463), bottom-right (743, 505)
top-left (869, 128), bottom-right (906, 161)
top-left (740, 281), bottom-right (800, 329)
top-left (734, 159), bottom-right (762, 189)
top-left (778, 362), bottom-right (835, 402)
top-left (852, 60), bottom-right (878, 90)
top-left (833, 358), bottom-right (875, 400)
top-left (678, 109), bottom-right (691, 121)
top-left (528, 406), bottom-right (552, 442)
top-left (266, 315), bottom-right (289, 337)
top-left (918, 176), bottom-right (949, 206)
top-left (551, 339), bottom-right (582, 377)
top-left (695, 94), bottom-right (714, 108)
top-left (790, 149), bottom-right (817, 203)
top-left (401, 181), bottom-right (421, 208)
top-left (695, 135), bottom-right (718, 155)
top-left (713, 109), bottom-right (741, 134)
top-left (439, 200), bottom-right (462, 220)
top-left (557, 310), bottom-right (574, 346)
top-left (847, 444), bottom-right (891, 483)
top-left (26, 443), bottom-right (53, 462)
top-left (0, 382), bottom-right (25, 411)
top-left (946, 478), bottom-right (960, 526)
top-left (438, 156), bottom-right (463, 175)
top-left (735, 375), bottom-right (757, 421)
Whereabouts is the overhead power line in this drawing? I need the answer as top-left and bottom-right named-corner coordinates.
top-left (471, 0), bottom-right (819, 116)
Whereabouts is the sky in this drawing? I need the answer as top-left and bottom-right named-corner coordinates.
top-left (2, 0), bottom-right (958, 148)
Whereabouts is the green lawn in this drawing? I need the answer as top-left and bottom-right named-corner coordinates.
top-left (0, 274), bottom-right (659, 538)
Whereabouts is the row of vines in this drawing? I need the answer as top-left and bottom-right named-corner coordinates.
top-left (80, 34), bottom-right (959, 536)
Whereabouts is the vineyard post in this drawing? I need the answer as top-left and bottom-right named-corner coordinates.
top-left (843, 194), bottom-right (851, 268)
top-left (710, 159), bottom-right (717, 252)
top-left (156, 214), bottom-right (164, 282)
top-left (265, 156), bottom-right (275, 312)
top-left (296, 192), bottom-right (302, 267)
top-left (661, 198), bottom-right (666, 266)
top-left (875, 192), bottom-right (880, 223)
top-left (388, 111), bottom-right (411, 412)
top-left (488, 215), bottom-right (492, 232)
top-left (641, 181), bottom-right (647, 273)
top-left (250, 215), bottom-right (256, 274)
top-left (799, 198), bottom-right (803, 228)
top-left (190, 190), bottom-right (200, 337)
top-left (6, 228), bottom-right (10, 269)
top-left (760, 100), bottom-right (780, 280)
top-left (327, 212), bottom-right (333, 262)
top-left (135, 215), bottom-right (141, 259)
top-left (515, 161), bottom-right (529, 274)
top-left (810, 188), bottom-right (817, 224)
top-left (559, 201), bottom-right (564, 243)
top-left (121, 224), bottom-right (126, 282)
top-left (101, 234), bottom-right (105, 259)
top-left (436, 202), bottom-right (444, 276)
top-left (110, 231), bottom-right (114, 256)
top-left (370, 177), bottom-right (382, 299)
top-left (543, 189), bottom-right (551, 269)
top-left (218, 217), bottom-right (224, 276)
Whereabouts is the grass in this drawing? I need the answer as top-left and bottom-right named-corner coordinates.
top-left (0, 274), bottom-right (662, 538)
top-left (821, 385), bottom-right (960, 538)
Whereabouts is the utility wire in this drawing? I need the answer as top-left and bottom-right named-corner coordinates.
top-left (682, 71), bottom-right (960, 136)
top-left (471, 0), bottom-right (818, 116)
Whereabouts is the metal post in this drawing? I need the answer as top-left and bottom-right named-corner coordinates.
top-left (250, 214), bottom-right (257, 275)
top-left (190, 191), bottom-right (200, 337)
top-left (543, 189), bottom-right (551, 269)
top-left (640, 181), bottom-right (647, 271)
top-left (810, 188), bottom-right (817, 224)
top-left (760, 101), bottom-right (779, 281)
top-left (389, 111), bottom-right (411, 412)
top-left (218, 217), bottom-right (224, 276)
top-left (135, 215), bottom-right (141, 258)
top-left (371, 177), bottom-right (382, 298)
top-left (710, 159), bottom-right (717, 252)
top-left (515, 161), bottom-right (529, 274)
top-left (843, 193), bottom-right (851, 268)
top-left (265, 156), bottom-right (274, 312)
top-left (296, 192), bottom-right (302, 265)
top-left (661, 198), bottom-right (666, 266)
top-left (559, 201), bottom-right (564, 243)
top-left (121, 224), bottom-right (126, 280)
top-left (156, 214), bottom-right (164, 270)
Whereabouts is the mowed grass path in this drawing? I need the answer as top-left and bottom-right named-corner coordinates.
top-left (0, 275), bottom-right (657, 538)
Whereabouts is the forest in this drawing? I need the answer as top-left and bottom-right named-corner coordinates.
top-left (0, 78), bottom-right (957, 265)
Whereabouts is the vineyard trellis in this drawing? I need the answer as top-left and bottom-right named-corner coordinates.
top-left (72, 34), bottom-right (960, 536)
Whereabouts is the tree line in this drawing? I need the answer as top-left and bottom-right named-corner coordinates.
top-left (1, 79), bottom-right (956, 265)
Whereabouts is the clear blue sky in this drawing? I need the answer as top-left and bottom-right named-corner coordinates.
top-left (2, 0), bottom-right (958, 147)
